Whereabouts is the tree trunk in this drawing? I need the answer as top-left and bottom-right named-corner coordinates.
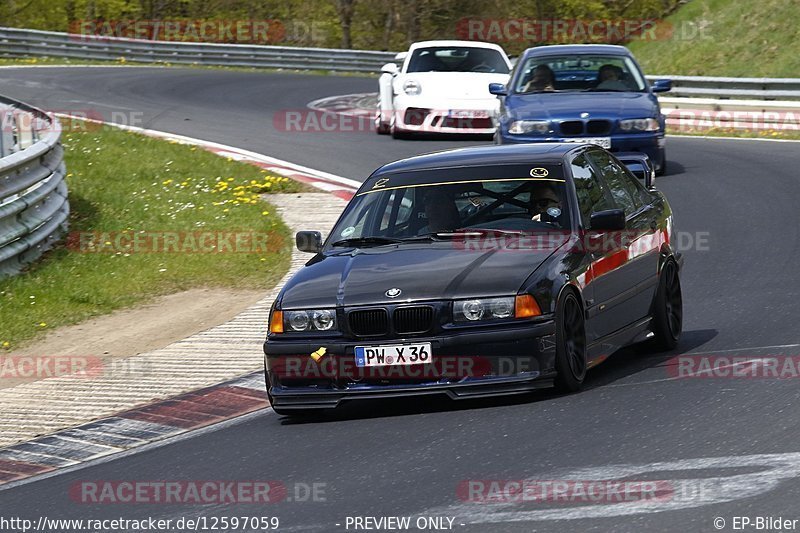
top-left (335, 0), bottom-right (356, 49)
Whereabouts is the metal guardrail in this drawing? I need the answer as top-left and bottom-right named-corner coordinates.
top-left (2, 27), bottom-right (799, 99)
top-left (646, 75), bottom-right (800, 100)
top-left (0, 27), bottom-right (396, 73)
top-left (0, 95), bottom-right (68, 277)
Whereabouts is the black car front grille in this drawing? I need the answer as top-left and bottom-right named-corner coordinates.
top-left (347, 306), bottom-right (435, 337)
top-left (348, 309), bottom-right (389, 336)
top-left (559, 120), bottom-right (584, 135)
top-left (587, 119), bottom-right (612, 135)
top-left (394, 306), bottom-right (434, 334)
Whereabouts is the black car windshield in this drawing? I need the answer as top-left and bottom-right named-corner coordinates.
top-left (513, 55), bottom-right (646, 93)
top-left (328, 168), bottom-right (571, 248)
top-left (406, 46), bottom-right (510, 74)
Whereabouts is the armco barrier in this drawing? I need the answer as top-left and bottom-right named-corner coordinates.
top-left (0, 95), bottom-right (68, 277)
top-left (0, 27), bottom-right (395, 73)
top-left (1, 27), bottom-right (800, 100)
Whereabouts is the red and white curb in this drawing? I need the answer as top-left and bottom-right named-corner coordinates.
top-left (55, 114), bottom-right (361, 201)
top-left (0, 118), bottom-right (356, 488)
top-left (0, 371), bottom-right (266, 485)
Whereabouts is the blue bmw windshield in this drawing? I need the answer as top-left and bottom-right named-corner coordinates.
top-left (513, 55), bottom-right (646, 93)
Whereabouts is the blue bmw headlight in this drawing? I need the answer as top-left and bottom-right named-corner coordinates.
top-left (619, 118), bottom-right (660, 132)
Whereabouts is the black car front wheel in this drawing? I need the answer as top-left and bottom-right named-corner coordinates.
top-left (650, 259), bottom-right (683, 350)
top-left (656, 147), bottom-right (667, 176)
top-left (554, 290), bottom-right (588, 392)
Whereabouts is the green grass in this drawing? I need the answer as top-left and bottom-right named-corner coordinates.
top-left (668, 126), bottom-right (800, 140)
top-left (628, 0), bottom-right (800, 77)
top-left (0, 125), bottom-right (304, 351)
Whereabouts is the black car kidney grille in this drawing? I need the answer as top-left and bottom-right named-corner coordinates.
top-left (394, 306), bottom-right (434, 334)
top-left (349, 309), bottom-right (389, 336)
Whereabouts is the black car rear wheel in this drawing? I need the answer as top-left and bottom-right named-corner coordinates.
top-left (554, 291), bottom-right (587, 392)
top-left (650, 259), bottom-right (682, 350)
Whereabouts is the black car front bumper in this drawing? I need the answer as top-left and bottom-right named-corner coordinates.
top-left (263, 320), bottom-right (557, 410)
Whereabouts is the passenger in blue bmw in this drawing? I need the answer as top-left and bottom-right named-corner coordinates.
top-left (490, 44), bottom-right (672, 175)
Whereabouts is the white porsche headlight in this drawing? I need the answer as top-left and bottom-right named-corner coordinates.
top-left (403, 79), bottom-right (422, 96)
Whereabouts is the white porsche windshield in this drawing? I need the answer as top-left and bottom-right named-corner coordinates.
top-left (406, 47), bottom-right (510, 74)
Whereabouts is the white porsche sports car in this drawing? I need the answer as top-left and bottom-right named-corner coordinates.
top-left (376, 40), bottom-right (512, 138)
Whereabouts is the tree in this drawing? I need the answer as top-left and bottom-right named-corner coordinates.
top-left (333, 0), bottom-right (355, 48)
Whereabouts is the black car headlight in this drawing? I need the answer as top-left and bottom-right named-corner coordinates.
top-left (453, 296), bottom-right (540, 323)
top-left (283, 309), bottom-right (337, 332)
top-left (619, 118), bottom-right (660, 132)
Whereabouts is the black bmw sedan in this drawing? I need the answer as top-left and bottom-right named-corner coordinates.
top-left (264, 143), bottom-right (682, 414)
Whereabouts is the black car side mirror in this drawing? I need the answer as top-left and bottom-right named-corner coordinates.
top-left (296, 231), bottom-right (322, 253)
top-left (590, 209), bottom-right (626, 231)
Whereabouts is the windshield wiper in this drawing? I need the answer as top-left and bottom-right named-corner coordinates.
top-left (330, 236), bottom-right (404, 248)
top-left (454, 228), bottom-right (529, 236)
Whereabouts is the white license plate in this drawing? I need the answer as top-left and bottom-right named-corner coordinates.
top-left (562, 137), bottom-right (612, 149)
top-left (448, 110), bottom-right (489, 119)
top-left (355, 343), bottom-right (432, 367)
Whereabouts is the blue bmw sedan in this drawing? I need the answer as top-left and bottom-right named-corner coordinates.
top-left (491, 44), bottom-right (672, 174)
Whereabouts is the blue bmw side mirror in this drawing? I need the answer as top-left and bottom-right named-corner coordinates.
top-left (489, 83), bottom-right (508, 96)
top-left (651, 79), bottom-right (672, 93)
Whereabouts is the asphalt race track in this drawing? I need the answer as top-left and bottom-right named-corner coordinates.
top-left (1, 67), bottom-right (800, 532)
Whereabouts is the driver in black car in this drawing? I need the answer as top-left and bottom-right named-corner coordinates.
top-left (421, 187), bottom-right (462, 233)
top-left (530, 184), bottom-right (562, 223)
